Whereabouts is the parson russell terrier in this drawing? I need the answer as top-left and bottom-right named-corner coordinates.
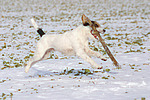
top-left (25, 14), bottom-right (107, 73)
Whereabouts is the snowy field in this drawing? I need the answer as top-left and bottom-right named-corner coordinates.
top-left (0, 0), bottom-right (150, 100)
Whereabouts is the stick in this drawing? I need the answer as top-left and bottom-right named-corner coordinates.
top-left (87, 18), bottom-right (120, 68)
top-left (94, 31), bottom-right (120, 68)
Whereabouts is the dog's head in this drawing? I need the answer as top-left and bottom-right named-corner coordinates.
top-left (81, 14), bottom-right (106, 40)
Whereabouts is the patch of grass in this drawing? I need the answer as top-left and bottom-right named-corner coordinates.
top-left (134, 97), bottom-right (146, 100)
top-left (106, 36), bottom-right (118, 40)
top-left (129, 64), bottom-right (141, 71)
top-left (124, 49), bottom-right (142, 53)
top-left (0, 93), bottom-right (13, 100)
top-left (131, 20), bottom-right (138, 23)
top-left (1, 53), bottom-right (34, 70)
top-left (58, 68), bottom-right (114, 80)
top-left (102, 76), bottom-right (109, 79)
top-left (59, 68), bottom-right (93, 76)
top-left (132, 39), bottom-right (143, 46)
top-left (0, 80), bottom-right (6, 83)
top-left (125, 41), bottom-right (132, 45)
top-left (124, 38), bottom-right (143, 46)
top-left (104, 69), bottom-right (111, 72)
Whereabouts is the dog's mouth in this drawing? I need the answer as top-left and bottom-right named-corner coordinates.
top-left (90, 30), bottom-right (99, 39)
top-left (91, 33), bottom-right (98, 39)
top-left (90, 29), bottom-right (106, 40)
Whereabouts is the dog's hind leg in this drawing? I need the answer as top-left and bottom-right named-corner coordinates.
top-left (25, 54), bottom-right (45, 73)
top-left (25, 41), bottom-right (53, 73)
top-left (25, 56), bottom-right (40, 73)
top-left (25, 48), bottom-right (53, 73)
top-left (43, 48), bottom-right (54, 60)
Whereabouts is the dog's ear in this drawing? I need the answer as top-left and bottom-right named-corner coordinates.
top-left (81, 14), bottom-right (92, 26)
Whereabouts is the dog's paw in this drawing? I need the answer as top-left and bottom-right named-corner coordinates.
top-left (91, 65), bottom-right (103, 69)
top-left (25, 68), bottom-right (29, 73)
top-left (25, 66), bottom-right (29, 73)
top-left (95, 66), bottom-right (103, 69)
top-left (101, 57), bottom-right (107, 61)
top-left (98, 66), bottom-right (103, 69)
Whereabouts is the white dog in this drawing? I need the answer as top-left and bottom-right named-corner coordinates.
top-left (25, 14), bottom-right (107, 73)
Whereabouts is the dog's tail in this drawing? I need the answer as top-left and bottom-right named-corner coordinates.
top-left (31, 18), bottom-right (45, 37)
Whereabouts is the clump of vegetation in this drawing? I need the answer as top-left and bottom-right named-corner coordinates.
top-left (125, 38), bottom-right (143, 46)
top-left (59, 68), bottom-right (93, 76)
top-left (134, 97), bottom-right (146, 100)
top-left (1, 53), bottom-right (34, 70)
top-left (124, 49), bottom-right (142, 53)
top-left (104, 69), bottom-right (111, 72)
top-left (0, 93), bottom-right (13, 100)
top-left (58, 68), bottom-right (114, 80)
top-left (102, 76), bottom-right (109, 79)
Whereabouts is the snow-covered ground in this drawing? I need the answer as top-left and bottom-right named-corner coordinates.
top-left (0, 0), bottom-right (150, 100)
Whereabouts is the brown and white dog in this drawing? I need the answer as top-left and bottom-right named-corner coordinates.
top-left (25, 14), bottom-right (107, 73)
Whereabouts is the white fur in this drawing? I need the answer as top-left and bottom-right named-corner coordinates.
top-left (25, 23), bottom-right (106, 73)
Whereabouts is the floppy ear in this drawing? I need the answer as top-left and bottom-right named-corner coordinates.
top-left (81, 14), bottom-right (92, 26)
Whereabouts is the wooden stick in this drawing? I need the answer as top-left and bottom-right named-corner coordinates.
top-left (93, 31), bottom-right (120, 68)
top-left (87, 19), bottom-right (120, 67)
top-left (81, 15), bottom-right (120, 68)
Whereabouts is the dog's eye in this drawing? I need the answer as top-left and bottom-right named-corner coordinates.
top-left (91, 21), bottom-right (99, 27)
top-left (94, 24), bottom-right (99, 27)
top-left (83, 22), bottom-right (90, 26)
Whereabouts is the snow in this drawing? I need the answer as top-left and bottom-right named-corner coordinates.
top-left (1, 57), bottom-right (150, 100)
top-left (0, 0), bottom-right (150, 100)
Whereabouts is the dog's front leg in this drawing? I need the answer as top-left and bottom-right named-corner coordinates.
top-left (76, 50), bottom-right (102, 69)
top-left (85, 47), bottom-right (107, 61)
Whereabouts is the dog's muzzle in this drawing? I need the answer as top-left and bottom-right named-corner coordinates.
top-left (91, 30), bottom-right (98, 39)
top-left (91, 29), bottom-right (106, 39)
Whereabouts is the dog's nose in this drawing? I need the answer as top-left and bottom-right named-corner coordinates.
top-left (103, 29), bottom-right (106, 33)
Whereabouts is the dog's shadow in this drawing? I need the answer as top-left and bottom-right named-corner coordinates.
top-left (27, 68), bottom-right (57, 78)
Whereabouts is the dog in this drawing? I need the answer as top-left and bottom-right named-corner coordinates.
top-left (25, 14), bottom-right (107, 73)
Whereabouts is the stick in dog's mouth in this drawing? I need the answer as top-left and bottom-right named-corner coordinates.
top-left (86, 16), bottom-right (120, 67)
top-left (93, 30), bottom-right (121, 68)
